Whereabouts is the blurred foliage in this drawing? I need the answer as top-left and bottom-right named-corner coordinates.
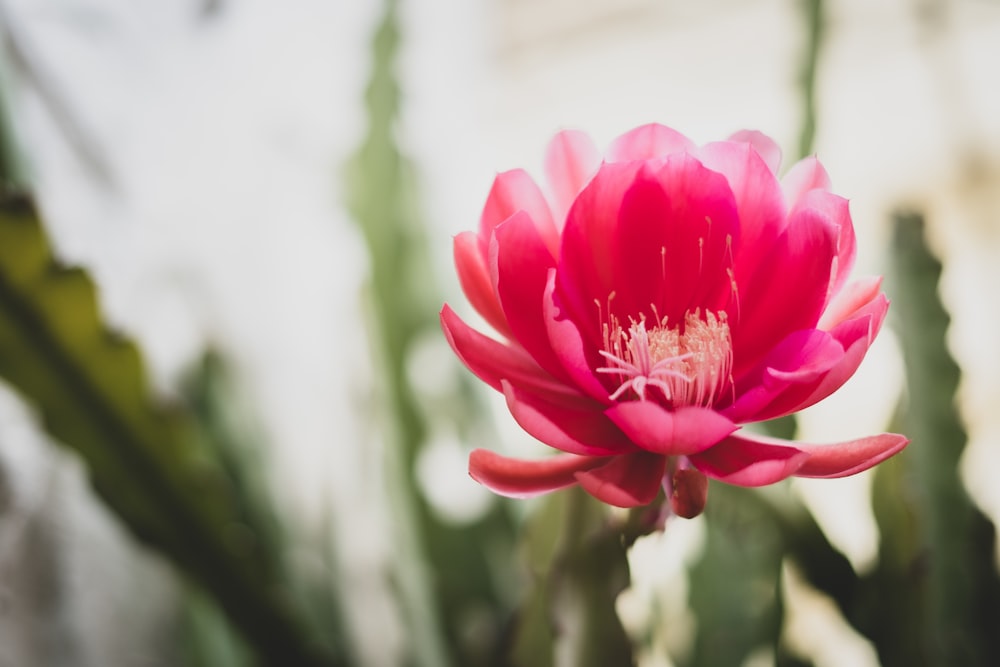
top-left (878, 211), bottom-right (1000, 665)
top-left (0, 191), bottom-right (340, 667)
top-left (511, 489), bottom-right (633, 667)
top-left (344, 0), bottom-right (517, 665)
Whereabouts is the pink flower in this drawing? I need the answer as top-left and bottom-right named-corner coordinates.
top-left (441, 124), bottom-right (908, 518)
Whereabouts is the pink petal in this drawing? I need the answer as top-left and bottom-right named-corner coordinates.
top-left (731, 201), bottom-right (839, 377)
top-left (480, 169), bottom-right (559, 255)
top-left (606, 123), bottom-right (695, 162)
top-left (453, 231), bottom-right (511, 338)
top-left (493, 211), bottom-right (567, 380)
top-left (502, 380), bottom-right (634, 456)
top-left (605, 402), bottom-right (736, 455)
top-left (726, 329), bottom-right (845, 423)
top-left (542, 270), bottom-right (613, 403)
top-left (612, 157), bottom-right (740, 323)
top-left (469, 449), bottom-right (605, 498)
top-left (727, 130), bottom-right (782, 174)
top-left (556, 161), bottom-right (645, 334)
top-left (782, 156), bottom-right (832, 210)
top-left (794, 432), bottom-right (909, 478)
top-left (544, 129), bottom-right (601, 225)
top-left (791, 189), bottom-right (856, 298)
top-left (688, 432), bottom-right (809, 486)
top-left (819, 276), bottom-right (883, 331)
top-left (696, 140), bottom-right (786, 286)
top-left (575, 452), bottom-right (666, 507)
top-left (440, 304), bottom-right (571, 399)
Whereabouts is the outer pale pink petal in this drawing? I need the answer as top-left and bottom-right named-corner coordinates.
top-left (480, 169), bottom-right (559, 255)
top-left (795, 433), bottom-right (909, 478)
top-left (542, 270), bottom-right (613, 403)
top-left (727, 130), bottom-right (782, 174)
top-left (606, 123), bottom-right (695, 162)
top-left (782, 156), bottom-right (832, 209)
top-left (604, 403), bottom-right (736, 455)
top-left (493, 211), bottom-right (571, 381)
top-left (819, 276), bottom-right (883, 331)
top-left (454, 231), bottom-right (511, 338)
top-left (731, 203), bottom-right (839, 377)
top-left (441, 304), bottom-right (570, 399)
top-left (544, 129), bottom-right (601, 225)
top-left (575, 452), bottom-right (667, 507)
top-left (469, 449), bottom-right (606, 498)
top-left (689, 432), bottom-right (810, 486)
top-left (792, 189), bottom-right (856, 297)
top-left (501, 380), bottom-right (634, 456)
top-left (612, 158), bottom-right (740, 323)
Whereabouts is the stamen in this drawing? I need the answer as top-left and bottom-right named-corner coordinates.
top-left (597, 306), bottom-right (732, 408)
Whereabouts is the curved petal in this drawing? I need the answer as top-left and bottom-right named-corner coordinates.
top-left (575, 452), bottom-right (666, 507)
top-left (696, 140), bottom-right (786, 284)
top-left (731, 201), bottom-right (839, 377)
top-left (440, 304), bottom-right (571, 399)
top-left (557, 160), bottom-right (645, 335)
top-left (494, 211), bottom-right (567, 380)
top-left (792, 189), bottom-right (856, 298)
top-left (606, 123), bottom-right (695, 162)
top-left (726, 328), bottom-right (844, 422)
top-left (469, 449), bottom-right (605, 498)
top-left (794, 432), bottom-right (909, 478)
top-left (544, 129), bottom-right (601, 225)
top-left (502, 380), bottom-right (634, 456)
top-left (480, 169), bottom-right (559, 255)
top-left (605, 402), bottom-right (736, 455)
top-left (819, 276), bottom-right (883, 331)
top-left (454, 231), bottom-right (511, 338)
top-left (612, 156), bottom-right (740, 323)
top-left (689, 432), bottom-right (809, 486)
top-left (727, 130), bottom-right (782, 174)
top-left (542, 270), bottom-right (613, 402)
top-left (781, 156), bottom-right (831, 210)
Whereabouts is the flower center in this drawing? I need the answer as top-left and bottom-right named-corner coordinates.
top-left (597, 307), bottom-right (733, 407)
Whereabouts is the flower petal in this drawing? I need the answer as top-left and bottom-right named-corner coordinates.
top-left (792, 189), bottom-right (856, 298)
top-left (494, 211), bottom-right (567, 380)
top-left (782, 156), bottom-right (832, 210)
top-left (480, 169), bottom-right (559, 255)
top-left (697, 140), bottom-right (786, 286)
top-left (454, 231), bottom-right (511, 337)
top-left (440, 304), bottom-right (570, 399)
top-left (469, 449), bottom-right (605, 498)
top-left (606, 123), bottom-right (695, 162)
top-left (731, 199), bottom-right (839, 377)
top-left (542, 270), bottom-right (613, 402)
top-left (575, 452), bottom-right (666, 507)
top-left (612, 157), bottom-right (740, 323)
top-left (605, 402), bottom-right (736, 455)
top-left (726, 329), bottom-right (845, 423)
top-left (819, 276), bottom-right (883, 331)
top-left (727, 130), bottom-right (782, 174)
top-left (557, 161), bottom-right (645, 334)
top-left (794, 433), bottom-right (909, 478)
top-left (544, 129), bottom-right (601, 225)
top-left (502, 380), bottom-right (634, 456)
top-left (689, 432), bottom-right (809, 486)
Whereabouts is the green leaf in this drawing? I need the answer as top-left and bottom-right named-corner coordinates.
top-left (0, 190), bottom-right (340, 667)
top-left (511, 489), bottom-right (634, 667)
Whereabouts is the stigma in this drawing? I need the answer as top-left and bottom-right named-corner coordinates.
top-left (597, 308), bottom-right (733, 408)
